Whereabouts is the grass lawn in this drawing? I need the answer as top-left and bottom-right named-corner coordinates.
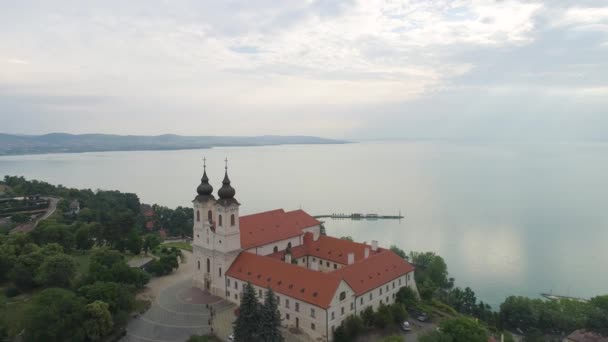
top-left (160, 241), bottom-right (192, 252)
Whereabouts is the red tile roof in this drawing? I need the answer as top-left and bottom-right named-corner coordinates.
top-left (567, 330), bottom-right (608, 342)
top-left (239, 209), bottom-right (321, 249)
top-left (269, 234), bottom-right (382, 265)
top-left (226, 252), bottom-right (342, 308)
top-left (333, 250), bottom-right (415, 296)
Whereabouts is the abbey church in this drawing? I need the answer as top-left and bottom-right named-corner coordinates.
top-left (192, 161), bottom-right (417, 341)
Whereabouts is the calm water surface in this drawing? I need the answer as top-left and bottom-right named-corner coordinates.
top-left (1, 141), bottom-right (607, 307)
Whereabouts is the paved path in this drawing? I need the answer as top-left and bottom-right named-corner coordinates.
top-left (37, 196), bottom-right (59, 222)
top-left (122, 251), bottom-right (233, 342)
top-left (122, 280), bottom-right (228, 342)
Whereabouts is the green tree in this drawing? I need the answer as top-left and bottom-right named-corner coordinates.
top-left (126, 231), bottom-right (142, 255)
top-left (374, 302), bottom-right (394, 329)
top-left (382, 336), bottom-right (404, 342)
top-left (10, 251), bottom-right (43, 290)
top-left (409, 251), bottom-right (452, 290)
top-left (396, 286), bottom-right (418, 307)
top-left (499, 296), bottom-right (537, 331)
top-left (390, 303), bottom-right (408, 324)
top-left (439, 317), bottom-right (488, 342)
top-left (75, 225), bottom-right (94, 250)
top-left (77, 281), bottom-right (135, 314)
top-left (524, 327), bottom-right (543, 342)
top-left (361, 306), bottom-right (375, 327)
top-left (390, 245), bottom-right (407, 259)
top-left (233, 282), bottom-right (260, 342)
top-left (0, 243), bottom-right (16, 282)
top-left (23, 288), bottom-right (86, 342)
top-left (40, 242), bottom-right (64, 256)
top-left (143, 234), bottom-right (161, 254)
top-left (259, 287), bottom-right (283, 342)
top-left (90, 247), bottom-right (123, 267)
top-left (418, 278), bottom-right (438, 300)
top-left (31, 222), bottom-right (75, 251)
top-left (11, 213), bottom-right (30, 224)
top-left (76, 207), bottom-right (96, 223)
top-left (419, 331), bottom-right (454, 342)
top-left (36, 253), bottom-right (77, 288)
top-left (587, 295), bottom-right (608, 335)
top-left (341, 314), bottom-right (364, 339)
top-left (83, 248), bottom-right (148, 288)
top-left (83, 300), bottom-right (113, 341)
top-left (333, 325), bottom-right (349, 342)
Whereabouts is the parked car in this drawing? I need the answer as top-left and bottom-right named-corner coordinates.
top-left (417, 312), bottom-right (429, 322)
top-left (401, 321), bottom-right (412, 331)
top-left (227, 334), bottom-right (234, 341)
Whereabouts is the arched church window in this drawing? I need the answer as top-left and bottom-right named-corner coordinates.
top-left (231, 214), bottom-right (235, 226)
top-left (208, 210), bottom-right (212, 222)
top-left (206, 258), bottom-right (210, 273)
top-left (219, 215), bottom-right (223, 226)
top-left (273, 246), bottom-right (278, 253)
top-left (287, 242), bottom-right (292, 249)
top-left (198, 260), bottom-right (200, 270)
top-left (219, 267), bottom-right (222, 277)
top-left (196, 210), bottom-right (200, 222)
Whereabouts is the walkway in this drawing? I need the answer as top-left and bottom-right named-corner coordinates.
top-left (122, 279), bottom-right (234, 342)
top-left (122, 250), bottom-right (234, 342)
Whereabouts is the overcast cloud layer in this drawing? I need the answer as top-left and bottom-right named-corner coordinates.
top-left (1, 0), bottom-right (607, 140)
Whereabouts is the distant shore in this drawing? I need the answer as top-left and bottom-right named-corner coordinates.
top-left (0, 133), bottom-right (350, 156)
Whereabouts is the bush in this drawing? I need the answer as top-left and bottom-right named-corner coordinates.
top-left (396, 286), bottom-right (418, 307)
top-left (390, 303), bottom-right (408, 324)
top-left (4, 286), bottom-right (20, 297)
top-left (374, 303), bottom-right (394, 329)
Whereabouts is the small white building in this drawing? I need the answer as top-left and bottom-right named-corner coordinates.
top-left (69, 199), bottom-right (80, 215)
top-left (192, 161), bottom-right (417, 341)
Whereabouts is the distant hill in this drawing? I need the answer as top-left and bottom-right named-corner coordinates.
top-left (0, 133), bottom-right (349, 156)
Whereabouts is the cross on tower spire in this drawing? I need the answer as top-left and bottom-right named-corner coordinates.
top-left (225, 157), bottom-right (228, 170)
top-left (203, 157), bottom-right (206, 171)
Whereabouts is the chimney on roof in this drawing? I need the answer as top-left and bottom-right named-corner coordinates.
top-left (347, 252), bottom-right (355, 265)
top-left (371, 240), bottom-right (378, 252)
top-left (303, 232), bottom-right (314, 246)
top-left (364, 247), bottom-right (370, 259)
top-left (285, 251), bottom-right (292, 264)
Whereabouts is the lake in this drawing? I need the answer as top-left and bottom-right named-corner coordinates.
top-left (1, 141), bottom-right (607, 307)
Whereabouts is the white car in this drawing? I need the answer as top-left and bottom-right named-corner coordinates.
top-left (227, 334), bottom-right (234, 341)
top-left (401, 321), bottom-right (412, 331)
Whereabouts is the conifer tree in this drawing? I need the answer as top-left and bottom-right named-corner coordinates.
top-left (233, 282), bottom-right (261, 342)
top-left (260, 287), bottom-right (284, 342)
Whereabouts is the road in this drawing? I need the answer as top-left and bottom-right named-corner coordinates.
top-left (37, 197), bottom-right (59, 222)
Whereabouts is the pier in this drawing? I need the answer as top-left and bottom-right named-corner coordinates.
top-left (541, 292), bottom-right (588, 302)
top-left (313, 212), bottom-right (404, 220)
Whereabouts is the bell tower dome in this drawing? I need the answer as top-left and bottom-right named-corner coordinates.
top-left (214, 158), bottom-right (241, 254)
top-left (192, 158), bottom-right (216, 250)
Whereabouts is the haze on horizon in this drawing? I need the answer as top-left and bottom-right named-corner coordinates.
top-left (1, 1), bottom-right (607, 142)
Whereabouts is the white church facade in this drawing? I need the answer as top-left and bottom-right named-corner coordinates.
top-left (192, 161), bottom-right (418, 341)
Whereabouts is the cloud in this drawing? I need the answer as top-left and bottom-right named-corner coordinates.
top-left (0, 1), bottom-right (607, 140)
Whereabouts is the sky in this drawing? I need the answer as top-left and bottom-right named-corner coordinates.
top-left (1, 0), bottom-right (607, 141)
